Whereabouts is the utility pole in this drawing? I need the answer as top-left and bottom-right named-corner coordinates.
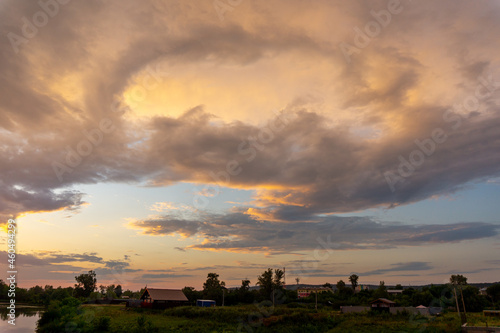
top-left (315, 291), bottom-right (318, 311)
top-left (453, 287), bottom-right (461, 322)
top-left (459, 285), bottom-right (467, 323)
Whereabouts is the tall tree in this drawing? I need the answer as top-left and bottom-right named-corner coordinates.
top-left (450, 274), bottom-right (468, 323)
top-left (349, 274), bottom-right (359, 291)
top-left (257, 268), bottom-right (274, 298)
top-left (74, 270), bottom-right (97, 298)
top-left (240, 279), bottom-right (250, 292)
top-left (114, 285), bottom-right (123, 298)
top-left (336, 280), bottom-right (346, 292)
top-left (203, 273), bottom-right (225, 303)
top-left (238, 279), bottom-right (253, 304)
top-left (373, 281), bottom-right (388, 299)
top-left (105, 285), bottom-right (117, 299)
top-left (257, 268), bottom-right (284, 300)
top-left (273, 269), bottom-right (285, 289)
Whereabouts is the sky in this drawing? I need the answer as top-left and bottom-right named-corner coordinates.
top-left (0, 0), bottom-right (500, 290)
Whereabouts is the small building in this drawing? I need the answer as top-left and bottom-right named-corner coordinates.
top-left (297, 287), bottom-right (333, 299)
top-left (140, 288), bottom-right (188, 309)
top-left (387, 289), bottom-right (403, 295)
top-left (126, 299), bottom-right (142, 308)
top-left (371, 298), bottom-right (396, 312)
top-left (197, 299), bottom-right (216, 307)
top-left (484, 310), bottom-right (500, 317)
top-left (354, 285), bottom-right (371, 293)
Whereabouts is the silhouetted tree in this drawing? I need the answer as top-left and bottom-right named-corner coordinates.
top-left (373, 281), bottom-right (388, 299)
top-left (238, 280), bottom-right (254, 304)
top-left (114, 285), bottom-right (123, 298)
top-left (182, 286), bottom-right (202, 304)
top-left (257, 268), bottom-right (284, 300)
top-left (450, 274), bottom-right (468, 323)
top-left (203, 273), bottom-right (225, 304)
top-left (74, 270), bottom-right (97, 298)
top-left (486, 283), bottom-right (500, 303)
top-left (349, 274), bottom-right (359, 291)
top-left (240, 279), bottom-right (250, 291)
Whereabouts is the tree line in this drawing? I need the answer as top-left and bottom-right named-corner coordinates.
top-left (0, 270), bottom-right (138, 306)
top-left (2, 269), bottom-right (499, 312)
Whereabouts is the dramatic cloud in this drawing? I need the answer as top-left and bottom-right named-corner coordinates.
top-left (1, 0), bottom-right (500, 280)
top-left (129, 213), bottom-right (500, 254)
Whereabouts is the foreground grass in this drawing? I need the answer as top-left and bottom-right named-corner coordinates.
top-left (74, 304), bottom-right (499, 333)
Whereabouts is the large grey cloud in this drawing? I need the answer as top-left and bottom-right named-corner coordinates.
top-left (129, 213), bottom-right (500, 254)
top-left (1, 0), bottom-right (500, 229)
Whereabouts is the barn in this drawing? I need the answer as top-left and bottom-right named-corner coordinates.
top-left (370, 298), bottom-right (396, 312)
top-left (140, 288), bottom-right (188, 309)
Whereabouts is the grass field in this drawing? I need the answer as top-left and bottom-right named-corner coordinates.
top-left (77, 304), bottom-right (500, 333)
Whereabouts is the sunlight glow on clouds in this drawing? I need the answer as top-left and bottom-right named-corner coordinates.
top-left (1, 0), bottom-right (500, 287)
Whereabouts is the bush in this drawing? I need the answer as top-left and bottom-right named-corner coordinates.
top-left (287, 302), bottom-right (308, 309)
top-left (93, 316), bottom-right (111, 332)
top-left (37, 297), bottom-right (84, 333)
top-left (133, 315), bottom-right (159, 333)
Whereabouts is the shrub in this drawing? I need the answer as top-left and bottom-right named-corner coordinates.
top-left (93, 316), bottom-right (111, 332)
top-left (132, 315), bottom-right (159, 333)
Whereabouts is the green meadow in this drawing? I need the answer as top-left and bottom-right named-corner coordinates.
top-left (37, 303), bottom-right (500, 333)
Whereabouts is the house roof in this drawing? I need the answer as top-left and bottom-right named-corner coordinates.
top-left (298, 287), bottom-right (333, 291)
top-left (370, 298), bottom-right (396, 304)
top-left (141, 288), bottom-right (188, 302)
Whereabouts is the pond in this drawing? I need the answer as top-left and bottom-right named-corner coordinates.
top-left (0, 305), bottom-right (43, 333)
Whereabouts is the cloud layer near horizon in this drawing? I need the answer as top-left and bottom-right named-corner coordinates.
top-left (1, 0), bottom-right (500, 254)
top-left (128, 213), bottom-right (500, 254)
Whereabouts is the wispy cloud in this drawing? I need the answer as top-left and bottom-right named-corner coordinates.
top-left (362, 262), bottom-right (433, 276)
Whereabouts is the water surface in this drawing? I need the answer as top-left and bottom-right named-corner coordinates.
top-left (0, 306), bottom-right (42, 333)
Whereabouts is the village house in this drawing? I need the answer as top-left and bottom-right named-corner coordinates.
top-left (140, 287), bottom-right (188, 309)
top-left (387, 289), bottom-right (404, 295)
top-left (354, 285), bottom-right (371, 293)
top-left (370, 298), bottom-right (396, 311)
top-left (297, 287), bottom-right (333, 299)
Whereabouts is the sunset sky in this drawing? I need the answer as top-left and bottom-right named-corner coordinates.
top-left (1, 0), bottom-right (500, 290)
